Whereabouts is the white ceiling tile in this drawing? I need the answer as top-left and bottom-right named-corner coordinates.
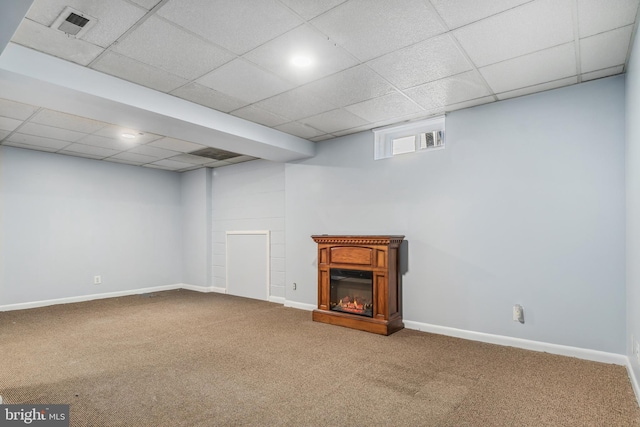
top-left (114, 17), bottom-right (235, 80)
top-left (0, 99), bottom-right (39, 120)
top-left (157, 0), bottom-right (302, 54)
top-left (302, 65), bottom-right (396, 107)
top-left (2, 141), bottom-right (59, 153)
top-left (77, 134), bottom-right (141, 151)
top-left (578, 0), bottom-right (639, 37)
top-left (109, 152), bottom-right (157, 164)
top-left (6, 133), bottom-right (72, 150)
top-left (148, 158), bottom-right (194, 169)
top-left (431, 0), bottom-right (532, 29)
top-left (91, 52), bottom-right (189, 93)
top-left (453, 0), bottom-right (574, 67)
top-left (129, 0), bottom-right (162, 10)
top-left (301, 109), bottom-right (369, 134)
top-left (309, 134), bottom-right (336, 142)
top-left (170, 83), bottom-right (248, 113)
top-left (11, 19), bottom-right (103, 66)
top-left (311, 0), bottom-right (445, 61)
top-left (168, 154), bottom-right (213, 165)
top-left (25, 0), bottom-right (147, 47)
top-left (143, 163), bottom-right (178, 170)
top-left (19, 122), bottom-right (87, 141)
top-left (31, 109), bottom-right (107, 133)
top-left (204, 160), bottom-right (232, 168)
top-left (275, 122), bottom-right (324, 139)
top-left (496, 77), bottom-right (578, 100)
top-left (480, 43), bottom-right (577, 93)
top-left (148, 137), bottom-right (207, 153)
top-left (255, 87), bottom-right (337, 121)
top-left (580, 25), bottom-right (633, 73)
top-left (103, 157), bottom-right (145, 166)
top-left (403, 71), bottom-right (491, 110)
top-left (197, 59), bottom-right (294, 103)
top-left (0, 130), bottom-right (10, 140)
top-left (178, 165), bottom-right (205, 172)
top-left (225, 155), bottom-right (257, 164)
top-left (126, 145), bottom-right (179, 159)
top-left (231, 106), bottom-right (289, 127)
top-left (279, 0), bottom-right (347, 19)
top-left (345, 91), bottom-right (423, 123)
top-left (58, 151), bottom-right (105, 160)
top-left (93, 125), bottom-right (162, 144)
top-left (582, 65), bottom-right (625, 81)
top-left (443, 96), bottom-right (496, 113)
top-left (368, 34), bottom-right (472, 89)
top-left (243, 24), bottom-right (358, 85)
top-left (60, 143), bottom-right (120, 158)
top-left (0, 117), bottom-right (23, 132)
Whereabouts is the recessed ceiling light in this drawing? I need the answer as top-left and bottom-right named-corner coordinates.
top-left (121, 133), bottom-right (136, 139)
top-left (291, 55), bottom-right (313, 67)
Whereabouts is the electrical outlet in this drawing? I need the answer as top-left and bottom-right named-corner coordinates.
top-left (94, 275), bottom-right (101, 285)
top-left (513, 304), bottom-right (524, 323)
top-left (293, 282), bottom-right (297, 290)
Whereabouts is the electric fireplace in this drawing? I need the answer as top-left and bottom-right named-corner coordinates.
top-left (311, 235), bottom-right (405, 335)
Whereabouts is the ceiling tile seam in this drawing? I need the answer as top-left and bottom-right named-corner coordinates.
top-left (432, 0), bottom-right (538, 31)
top-left (274, 0), bottom-right (345, 23)
top-left (425, 1), bottom-right (498, 102)
top-left (579, 23), bottom-right (636, 41)
top-left (494, 75), bottom-right (579, 97)
top-left (571, 0), bottom-right (582, 83)
top-left (89, 49), bottom-right (192, 90)
top-left (28, 114), bottom-right (110, 137)
top-left (474, 40), bottom-right (579, 71)
top-left (624, 0), bottom-right (640, 73)
top-left (86, 0), bottom-right (170, 68)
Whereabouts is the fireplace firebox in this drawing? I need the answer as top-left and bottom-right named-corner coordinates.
top-left (330, 268), bottom-right (373, 317)
top-left (311, 235), bottom-right (405, 335)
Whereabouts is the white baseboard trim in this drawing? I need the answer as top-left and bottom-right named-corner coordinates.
top-left (284, 300), bottom-right (316, 311)
top-left (180, 284), bottom-right (226, 294)
top-left (628, 361), bottom-right (640, 407)
top-left (404, 320), bottom-right (627, 365)
top-left (268, 296), bottom-right (286, 304)
top-left (0, 284), bottom-right (183, 312)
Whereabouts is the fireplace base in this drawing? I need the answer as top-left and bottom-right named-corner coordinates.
top-left (311, 235), bottom-right (405, 336)
top-left (312, 309), bottom-right (404, 335)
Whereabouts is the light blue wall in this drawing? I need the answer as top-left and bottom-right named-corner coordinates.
top-left (286, 76), bottom-right (626, 353)
top-left (626, 29), bottom-right (640, 381)
top-left (181, 167), bottom-right (212, 287)
top-left (211, 160), bottom-right (285, 298)
top-left (0, 146), bottom-right (183, 305)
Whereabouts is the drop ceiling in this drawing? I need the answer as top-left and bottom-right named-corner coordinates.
top-left (0, 0), bottom-right (638, 170)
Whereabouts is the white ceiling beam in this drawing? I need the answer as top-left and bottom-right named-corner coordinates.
top-left (0, 43), bottom-right (315, 162)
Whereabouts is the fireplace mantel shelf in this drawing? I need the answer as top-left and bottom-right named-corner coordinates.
top-left (311, 235), bottom-right (405, 335)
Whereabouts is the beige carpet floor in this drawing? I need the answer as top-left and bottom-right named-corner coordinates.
top-left (1, 289), bottom-right (639, 426)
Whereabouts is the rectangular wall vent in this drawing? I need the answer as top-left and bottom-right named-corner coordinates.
top-left (51, 7), bottom-right (97, 38)
top-left (373, 116), bottom-right (445, 160)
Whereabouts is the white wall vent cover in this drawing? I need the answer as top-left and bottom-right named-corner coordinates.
top-left (51, 7), bottom-right (97, 38)
top-left (373, 115), bottom-right (445, 160)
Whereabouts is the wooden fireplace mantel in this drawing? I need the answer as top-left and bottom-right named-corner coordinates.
top-left (311, 235), bottom-right (405, 335)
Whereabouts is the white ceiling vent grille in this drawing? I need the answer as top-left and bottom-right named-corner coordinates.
top-left (51, 7), bottom-right (97, 38)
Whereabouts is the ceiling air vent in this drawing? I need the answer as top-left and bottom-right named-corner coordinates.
top-left (189, 147), bottom-right (241, 161)
top-left (51, 7), bottom-right (97, 38)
